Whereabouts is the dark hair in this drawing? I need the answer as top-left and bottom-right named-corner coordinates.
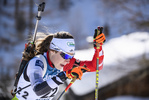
top-left (22, 31), bottom-right (73, 61)
top-left (53, 31), bottom-right (73, 39)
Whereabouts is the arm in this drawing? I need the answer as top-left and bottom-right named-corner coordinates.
top-left (63, 28), bottom-right (105, 72)
top-left (27, 58), bottom-right (67, 96)
top-left (63, 46), bottom-right (104, 72)
top-left (79, 46), bottom-right (104, 72)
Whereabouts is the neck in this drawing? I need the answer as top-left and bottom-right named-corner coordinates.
top-left (47, 51), bottom-right (54, 68)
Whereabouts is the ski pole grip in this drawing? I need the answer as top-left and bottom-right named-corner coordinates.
top-left (97, 26), bottom-right (103, 35)
top-left (98, 26), bottom-right (106, 43)
top-left (38, 2), bottom-right (45, 12)
top-left (36, 2), bottom-right (45, 20)
top-left (72, 76), bottom-right (77, 82)
top-left (96, 26), bottom-right (102, 47)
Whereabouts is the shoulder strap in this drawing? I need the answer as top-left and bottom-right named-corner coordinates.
top-left (35, 54), bottom-right (47, 77)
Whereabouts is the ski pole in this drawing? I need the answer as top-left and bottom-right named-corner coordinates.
top-left (57, 76), bottom-right (77, 100)
top-left (32, 2), bottom-right (45, 44)
top-left (11, 2), bottom-right (45, 96)
top-left (95, 26), bottom-right (103, 100)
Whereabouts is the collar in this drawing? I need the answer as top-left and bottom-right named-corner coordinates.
top-left (46, 51), bottom-right (54, 68)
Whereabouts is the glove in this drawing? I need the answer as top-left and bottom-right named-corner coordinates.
top-left (93, 27), bottom-right (106, 48)
top-left (66, 65), bottom-right (90, 80)
top-left (57, 71), bottom-right (67, 82)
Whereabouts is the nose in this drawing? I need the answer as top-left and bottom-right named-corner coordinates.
top-left (65, 59), bottom-right (70, 64)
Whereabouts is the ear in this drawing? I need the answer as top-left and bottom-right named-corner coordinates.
top-left (49, 50), bottom-right (54, 54)
top-left (49, 50), bottom-right (57, 56)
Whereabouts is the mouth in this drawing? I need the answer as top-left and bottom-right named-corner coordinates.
top-left (60, 64), bottom-right (65, 67)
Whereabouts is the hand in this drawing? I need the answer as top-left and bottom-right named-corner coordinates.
top-left (66, 66), bottom-right (90, 80)
top-left (93, 27), bottom-right (106, 47)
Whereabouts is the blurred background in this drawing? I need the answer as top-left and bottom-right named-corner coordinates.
top-left (0, 0), bottom-right (149, 100)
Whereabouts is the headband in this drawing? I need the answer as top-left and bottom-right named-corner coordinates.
top-left (50, 38), bottom-right (75, 54)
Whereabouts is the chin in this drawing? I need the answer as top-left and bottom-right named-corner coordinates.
top-left (55, 66), bottom-right (63, 70)
top-left (58, 67), bottom-right (63, 71)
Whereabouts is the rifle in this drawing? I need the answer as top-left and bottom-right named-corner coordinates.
top-left (11, 2), bottom-right (45, 96)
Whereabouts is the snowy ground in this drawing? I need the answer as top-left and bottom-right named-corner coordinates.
top-left (65, 32), bottom-right (149, 97)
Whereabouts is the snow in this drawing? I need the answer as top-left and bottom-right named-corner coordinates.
top-left (67, 32), bottom-right (149, 96)
top-left (107, 95), bottom-right (149, 100)
top-left (104, 32), bottom-right (149, 66)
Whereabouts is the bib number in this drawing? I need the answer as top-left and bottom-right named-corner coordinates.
top-left (41, 87), bottom-right (58, 98)
top-left (17, 87), bottom-right (29, 99)
top-left (22, 91), bottom-right (29, 99)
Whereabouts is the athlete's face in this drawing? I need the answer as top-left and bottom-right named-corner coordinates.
top-left (49, 50), bottom-right (71, 70)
